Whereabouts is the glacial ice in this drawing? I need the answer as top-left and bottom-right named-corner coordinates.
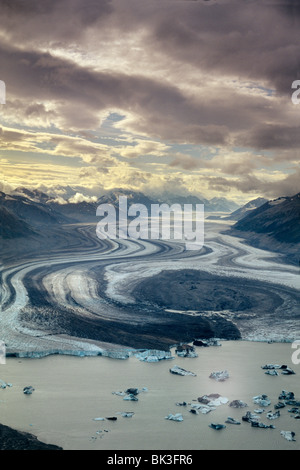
top-left (165, 413), bottom-right (183, 422)
top-left (135, 350), bottom-right (173, 362)
top-left (253, 394), bottom-right (271, 407)
top-left (170, 365), bottom-right (196, 376)
top-left (209, 370), bottom-right (229, 382)
top-left (0, 379), bottom-right (12, 389)
top-left (280, 431), bottom-right (296, 442)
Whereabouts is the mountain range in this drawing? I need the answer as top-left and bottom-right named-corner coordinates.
top-left (0, 187), bottom-right (241, 238)
top-left (0, 205), bottom-right (35, 239)
top-left (226, 197), bottom-right (269, 221)
top-left (1, 188), bottom-right (299, 260)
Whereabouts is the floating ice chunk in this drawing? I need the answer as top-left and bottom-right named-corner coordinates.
top-left (121, 412), bottom-right (134, 418)
top-left (229, 400), bottom-right (248, 408)
top-left (209, 370), bottom-right (229, 382)
top-left (265, 369), bottom-right (279, 376)
top-left (225, 417), bottom-right (241, 425)
top-left (253, 394), bottom-right (271, 407)
top-left (280, 366), bottom-right (295, 375)
top-left (279, 390), bottom-right (294, 400)
top-left (123, 394), bottom-right (138, 401)
top-left (209, 423), bottom-right (226, 430)
top-left (170, 365), bottom-right (196, 376)
top-left (209, 397), bottom-right (229, 406)
top-left (261, 364), bottom-right (281, 370)
top-left (242, 411), bottom-right (260, 423)
top-left (135, 350), bottom-right (173, 362)
top-left (196, 394), bottom-right (228, 408)
top-left (165, 413), bottom-right (183, 422)
top-left (190, 403), bottom-right (214, 414)
top-left (267, 410), bottom-right (280, 420)
top-left (0, 379), bottom-right (12, 389)
top-left (251, 421), bottom-right (275, 429)
top-left (280, 431), bottom-right (296, 442)
top-left (274, 402), bottom-right (285, 410)
top-left (125, 388), bottom-right (139, 396)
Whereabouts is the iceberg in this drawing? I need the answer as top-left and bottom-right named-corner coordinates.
top-left (209, 423), bottom-right (226, 430)
top-left (266, 410), bottom-right (280, 420)
top-left (0, 379), bottom-right (12, 389)
top-left (121, 412), bottom-right (134, 418)
top-left (170, 365), bottom-right (196, 376)
top-left (280, 431), bottom-right (296, 442)
top-left (253, 394), bottom-right (271, 407)
top-left (135, 350), bottom-right (173, 362)
top-left (225, 417), bottom-right (241, 425)
top-left (165, 413), bottom-right (183, 422)
top-left (229, 400), bottom-right (248, 408)
top-left (123, 394), bottom-right (138, 401)
top-left (265, 369), bottom-right (278, 376)
top-left (190, 403), bottom-right (214, 414)
top-left (209, 370), bottom-right (229, 382)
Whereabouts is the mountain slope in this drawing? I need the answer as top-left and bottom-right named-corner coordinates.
top-left (97, 189), bottom-right (240, 213)
top-left (0, 191), bottom-right (72, 226)
top-left (227, 197), bottom-right (268, 221)
top-left (207, 197), bottom-right (240, 212)
top-left (233, 193), bottom-right (300, 244)
top-left (229, 193), bottom-right (300, 260)
top-left (0, 206), bottom-right (35, 239)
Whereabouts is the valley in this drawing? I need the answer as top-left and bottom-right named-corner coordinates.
top-left (0, 216), bottom-right (299, 357)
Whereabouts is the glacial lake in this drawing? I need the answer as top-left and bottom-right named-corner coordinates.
top-left (0, 340), bottom-right (299, 451)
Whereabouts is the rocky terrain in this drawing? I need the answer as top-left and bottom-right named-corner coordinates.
top-left (0, 423), bottom-right (63, 450)
top-left (226, 197), bottom-right (268, 221)
top-left (228, 193), bottom-right (300, 263)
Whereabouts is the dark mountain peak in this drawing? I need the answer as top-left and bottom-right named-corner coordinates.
top-left (13, 187), bottom-right (52, 203)
top-left (231, 192), bottom-right (300, 250)
top-left (0, 190), bottom-right (71, 226)
top-left (0, 206), bottom-right (35, 239)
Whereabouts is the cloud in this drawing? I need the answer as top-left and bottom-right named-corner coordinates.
top-left (68, 192), bottom-right (98, 204)
top-left (0, 0), bottom-right (113, 46)
top-left (207, 168), bottom-right (300, 199)
top-left (0, 0), bottom-right (299, 201)
top-left (115, 139), bottom-right (170, 159)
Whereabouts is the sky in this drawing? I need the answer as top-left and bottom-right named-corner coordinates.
top-left (0, 0), bottom-right (300, 204)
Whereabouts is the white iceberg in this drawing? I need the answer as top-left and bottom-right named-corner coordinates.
top-left (280, 430), bottom-right (296, 441)
top-left (165, 413), bottom-right (183, 422)
top-left (170, 365), bottom-right (196, 376)
top-left (253, 394), bottom-right (271, 407)
top-left (209, 370), bottom-right (229, 381)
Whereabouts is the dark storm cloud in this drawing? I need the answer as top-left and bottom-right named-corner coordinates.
top-left (239, 124), bottom-right (300, 150)
top-left (207, 168), bottom-right (300, 199)
top-left (1, 36), bottom-right (294, 149)
top-left (149, 1), bottom-right (300, 96)
top-left (0, 40), bottom-right (233, 142)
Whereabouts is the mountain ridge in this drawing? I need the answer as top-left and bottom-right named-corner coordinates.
top-left (228, 192), bottom-right (300, 262)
